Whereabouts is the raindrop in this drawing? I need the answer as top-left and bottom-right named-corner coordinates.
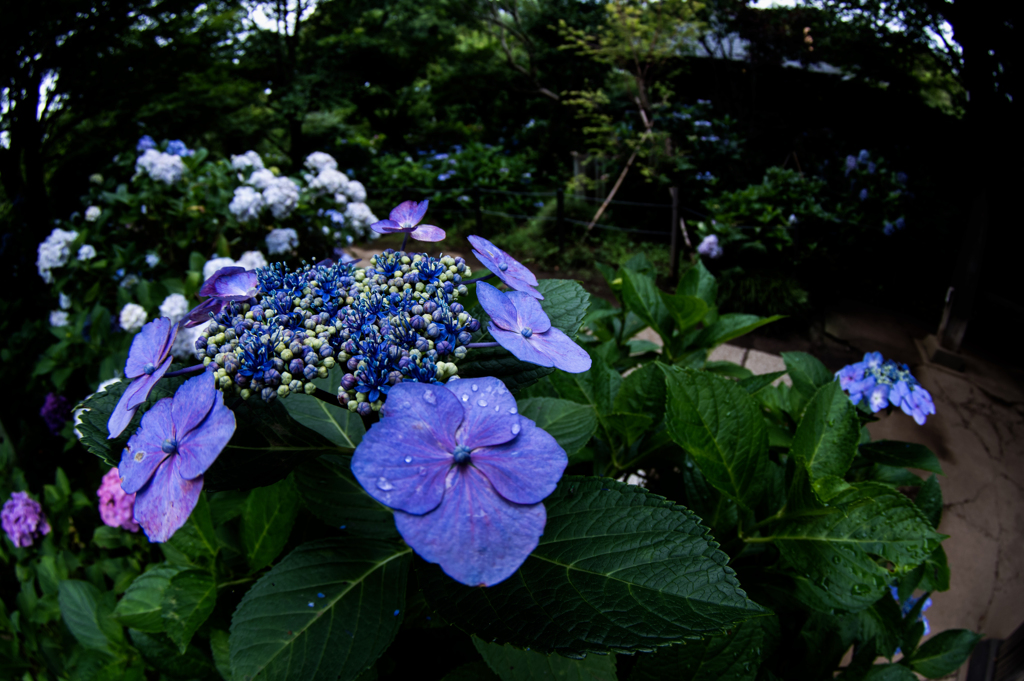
top-left (423, 391), bottom-right (436, 404)
top-left (511, 422), bottom-right (521, 435)
top-left (404, 455), bottom-right (413, 463)
top-left (497, 385), bottom-right (507, 395)
top-left (318, 592), bottom-right (325, 598)
top-left (376, 477), bottom-right (394, 491)
top-left (472, 384), bottom-right (479, 392)
top-left (477, 399), bottom-right (488, 407)
top-left (494, 405), bottom-right (499, 412)
top-left (508, 406), bottom-right (518, 414)
top-left (462, 394), bottom-right (469, 402)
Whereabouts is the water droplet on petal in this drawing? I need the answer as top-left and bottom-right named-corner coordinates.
top-left (423, 391), bottom-right (436, 404)
top-left (497, 385), bottom-right (507, 394)
top-left (508, 406), bottom-right (518, 415)
top-left (477, 399), bottom-right (487, 407)
top-left (472, 384), bottom-right (479, 392)
top-left (511, 422), bottom-right (521, 435)
top-left (462, 394), bottom-right (469, 402)
top-left (376, 477), bottom-right (393, 491)
top-left (404, 455), bottom-right (413, 463)
top-left (494, 405), bottom-right (499, 412)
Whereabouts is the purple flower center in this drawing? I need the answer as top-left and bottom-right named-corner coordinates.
top-left (161, 438), bottom-right (178, 454)
top-left (452, 444), bottom-right (472, 465)
top-left (498, 263), bottom-right (508, 272)
top-left (520, 328), bottom-right (533, 339)
top-left (144, 362), bottom-right (156, 375)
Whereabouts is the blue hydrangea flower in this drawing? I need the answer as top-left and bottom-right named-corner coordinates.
top-left (370, 200), bottom-right (445, 242)
top-left (468, 235), bottom-right (542, 299)
top-left (165, 140), bottom-right (194, 157)
top-left (883, 221), bottom-right (895, 236)
top-left (351, 378), bottom-right (567, 586)
top-left (137, 135), bottom-right (156, 152)
top-left (118, 372), bottom-right (235, 542)
top-left (857, 149), bottom-right (870, 163)
top-left (109, 318), bottom-right (178, 438)
top-left (890, 586), bottom-right (932, 639)
top-left (859, 188), bottom-right (869, 201)
top-left (835, 352), bottom-right (936, 425)
top-left (476, 282), bottom-right (590, 373)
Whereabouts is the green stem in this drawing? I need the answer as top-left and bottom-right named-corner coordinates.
top-left (218, 577), bottom-right (255, 590)
top-left (742, 536), bottom-right (774, 544)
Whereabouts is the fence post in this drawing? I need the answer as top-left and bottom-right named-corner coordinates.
top-left (474, 186), bottom-right (482, 232)
top-left (556, 188), bottom-right (565, 243)
top-left (669, 187), bottom-right (680, 282)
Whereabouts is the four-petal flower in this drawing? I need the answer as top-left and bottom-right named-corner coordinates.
top-left (468, 235), bottom-right (542, 299)
top-left (108, 318), bottom-right (178, 438)
top-left (118, 372), bottom-right (235, 542)
top-left (351, 378), bottom-right (567, 586)
top-left (476, 282), bottom-right (591, 374)
top-left (370, 200), bottom-right (445, 242)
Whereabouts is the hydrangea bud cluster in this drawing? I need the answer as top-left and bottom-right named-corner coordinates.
top-left (2, 492), bottom-right (51, 548)
top-left (836, 352), bottom-right (936, 425)
top-left (97, 468), bottom-right (140, 533)
top-left (196, 250), bottom-right (477, 414)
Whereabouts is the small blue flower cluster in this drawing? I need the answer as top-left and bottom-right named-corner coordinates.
top-left (199, 251), bottom-right (476, 415)
top-left (836, 352), bottom-right (936, 425)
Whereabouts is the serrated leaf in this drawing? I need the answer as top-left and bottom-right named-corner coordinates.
top-left (693, 314), bottom-right (782, 350)
top-left (780, 352), bottom-right (832, 399)
top-left (629, 617), bottom-right (765, 681)
top-left (128, 629), bottom-right (219, 680)
top-left (293, 454), bottom-right (398, 538)
top-left (790, 382), bottom-right (861, 502)
top-left (770, 481), bottom-right (945, 613)
top-left (860, 665), bottom-right (918, 681)
top-left (517, 398), bottom-right (598, 457)
top-left (663, 367), bottom-right (768, 509)
top-left (907, 630), bottom-right (981, 678)
top-left (914, 475), bottom-right (943, 529)
top-left (550, 359), bottom-right (621, 416)
top-left (113, 565), bottom-right (187, 633)
top-left (661, 293), bottom-right (708, 335)
top-left (241, 476), bottom-right (301, 571)
top-left (210, 629), bottom-right (232, 681)
top-left (613, 363), bottom-right (667, 423)
top-left (677, 261), bottom-right (718, 312)
top-left (737, 372), bottom-right (786, 395)
top-left (229, 537), bottom-right (411, 681)
top-left (537, 279), bottom-right (592, 338)
top-left (858, 441), bottom-right (942, 475)
top-left (620, 267), bottom-right (672, 342)
top-left (917, 545), bottom-right (950, 592)
top-left (163, 493), bottom-right (219, 568)
top-left (474, 637), bottom-right (616, 680)
top-left (162, 569), bottom-right (217, 653)
top-left (283, 372), bottom-right (365, 450)
top-left (852, 595), bottom-right (904, 658)
top-left (59, 580), bottom-right (124, 653)
top-left (421, 477), bottom-right (767, 657)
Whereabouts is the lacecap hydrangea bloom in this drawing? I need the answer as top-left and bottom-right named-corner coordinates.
top-left (37, 228), bottom-right (79, 283)
top-left (352, 378), bottom-right (567, 586)
top-left (97, 467), bottom-right (139, 533)
top-left (836, 352), bottom-right (936, 425)
top-left (2, 492), bottom-right (51, 548)
top-left (119, 372), bottom-right (235, 541)
top-left (697, 234), bottom-right (723, 259)
top-left (119, 303), bottom-right (148, 332)
top-left (371, 200), bottom-right (444, 242)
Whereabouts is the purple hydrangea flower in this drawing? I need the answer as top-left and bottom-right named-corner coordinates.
top-left (697, 234), bottom-right (723, 259)
top-left (351, 378), bottom-right (567, 586)
top-left (370, 200), bottom-right (445, 242)
top-left (108, 318), bottom-right (178, 438)
top-left (468, 235), bottom-right (542, 299)
top-left (137, 135), bottom-right (157, 152)
top-left (844, 155), bottom-right (857, 175)
top-left (97, 467), bottom-right (139, 533)
top-left (2, 492), bottom-right (51, 548)
top-left (40, 393), bottom-right (71, 436)
top-left (835, 352), bottom-right (935, 424)
top-left (476, 282), bottom-right (591, 374)
top-left (118, 372), bottom-right (235, 542)
top-left (859, 188), bottom-right (869, 201)
top-left (183, 267), bottom-right (259, 328)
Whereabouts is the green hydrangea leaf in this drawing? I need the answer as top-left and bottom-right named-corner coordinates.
top-left (162, 568), bottom-right (217, 653)
top-left (790, 382), bottom-right (861, 502)
top-left (517, 397), bottom-right (598, 458)
top-left (293, 454), bottom-right (398, 539)
top-left (473, 637), bottom-right (616, 680)
top-left (629, 617), bottom-right (766, 681)
top-left (240, 476), bottom-right (301, 572)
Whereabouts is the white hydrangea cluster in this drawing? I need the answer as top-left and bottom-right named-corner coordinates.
top-left (266, 228), bottom-right (300, 255)
top-left (263, 177), bottom-right (301, 219)
top-left (304, 152), bottom-right (338, 172)
top-left (201, 251), bottom-right (268, 281)
top-left (145, 253), bottom-right (160, 268)
top-left (344, 202), bottom-right (380, 235)
top-left (49, 310), bottom-right (69, 327)
top-left (77, 244), bottom-right (97, 261)
top-left (119, 303), bottom-right (148, 332)
top-left (59, 293), bottom-right (72, 310)
top-left (231, 150), bottom-right (264, 170)
top-left (308, 167), bottom-right (349, 195)
top-left (229, 186), bottom-right (265, 223)
top-left (37, 228), bottom-right (79, 283)
top-left (345, 180), bottom-right (367, 203)
top-left (85, 206), bottom-right (101, 222)
top-left (248, 168), bottom-right (278, 190)
top-left (158, 293), bottom-right (190, 325)
top-left (135, 149), bottom-right (186, 185)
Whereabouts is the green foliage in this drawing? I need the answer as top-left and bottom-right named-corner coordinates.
top-left (474, 637), bottom-right (617, 680)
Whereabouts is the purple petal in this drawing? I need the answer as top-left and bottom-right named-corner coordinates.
top-left (108, 380), bottom-right (144, 439)
top-left (395, 466), bottom-right (546, 586)
top-left (528, 328), bottom-right (592, 373)
top-left (488, 325), bottom-right (554, 368)
top-left (351, 416), bottom-right (453, 515)
top-left (126, 357), bottom-right (173, 411)
top-left (200, 268), bottom-right (258, 301)
top-left (176, 381), bottom-right (235, 480)
top-left (379, 382), bottom-right (462, 452)
top-left (370, 219), bottom-right (404, 235)
top-left (389, 200), bottom-right (429, 227)
top-left (125, 318), bottom-right (174, 378)
top-left (472, 418), bottom-right (567, 505)
top-left (476, 282), bottom-right (519, 332)
top-left (410, 224), bottom-right (446, 242)
top-left (119, 399), bottom-right (174, 494)
top-left (507, 291), bottom-right (551, 333)
top-left (184, 298), bottom-right (226, 328)
top-left (442, 377), bottom-right (518, 449)
top-left (132, 455), bottom-right (204, 543)
top-left (171, 373), bottom-right (217, 438)
top-left (468, 235), bottom-right (539, 290)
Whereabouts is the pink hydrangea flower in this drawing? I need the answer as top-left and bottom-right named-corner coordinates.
top-left (96, 468), bottom-right (140, 533)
